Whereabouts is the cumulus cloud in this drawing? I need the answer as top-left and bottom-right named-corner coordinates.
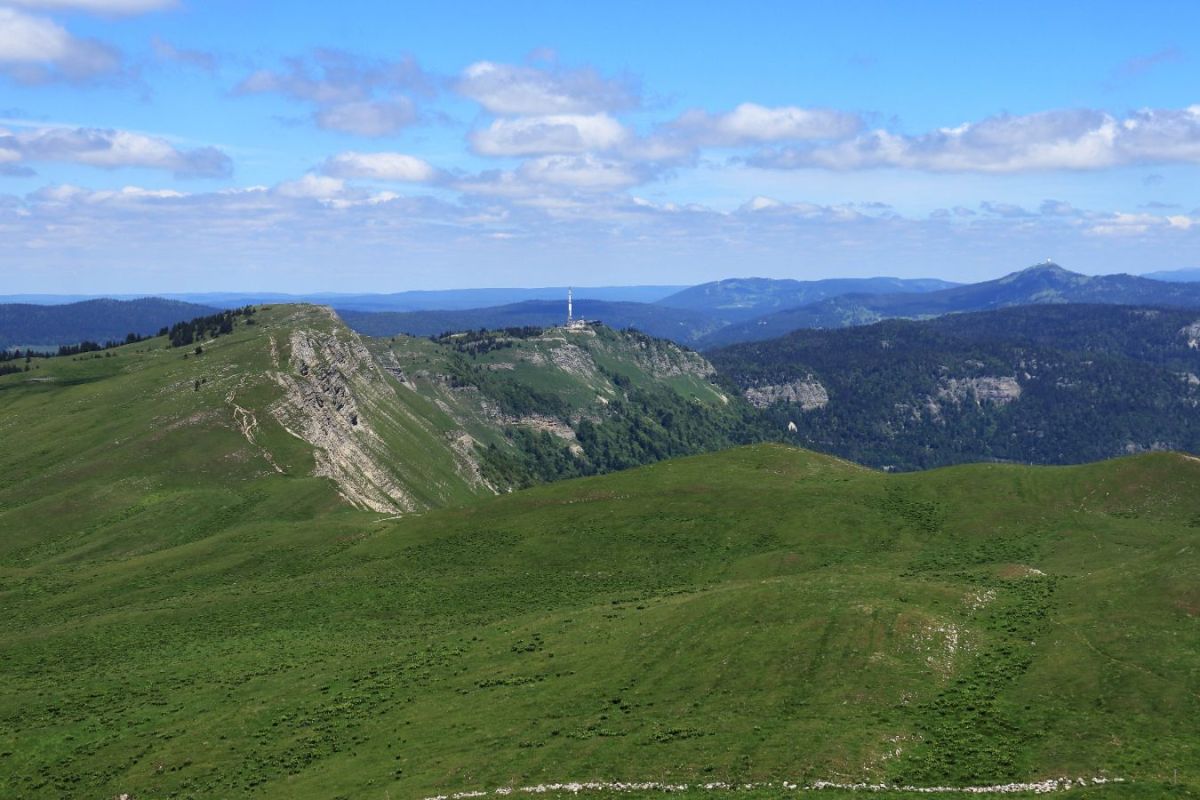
top-left (0, 126), bottom-right (232, 178)
top-left (670, 102), bottom-right (863, 146)
top-left (457, 60), bottom-right (639, 115)
top-left (470, 113), bottom-right (629, 156)
top-left (1087, 210), bottom-right (1199, 236)
top-left (748, 106), bottom-right (1200, 172)
top-left (321, 151), bottom-right (438, 182)
top-left (274, 173), bottom-right (345, 200)
top-left (0, 7), bottom-right (122, 84)
top-left (235, 49), bottom-right (433, 136)
top-left (515, 154), bottom-right (641, 191)
top-left (498, 102), bottom-right (864, 173)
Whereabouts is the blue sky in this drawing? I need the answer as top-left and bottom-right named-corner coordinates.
top-left (2, 0), bottom-right (1199, 292)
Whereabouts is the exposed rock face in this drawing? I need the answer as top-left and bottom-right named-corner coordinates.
top-left (549, 342), bottom-right (599, 379)
top-left (271, 324), bottom-right (418, 513)
top-left (936, 376), bottom-right (1022, 406)
top-left (743, 377), bottom-right (829, 411)
top-left (625, 337), bottom-right (715, 379)
top-left (1181, 321), bottom-right (1200, 350)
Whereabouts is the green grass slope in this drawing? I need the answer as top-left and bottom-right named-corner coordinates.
top-left (2, 433), bottom-right (1197, 797)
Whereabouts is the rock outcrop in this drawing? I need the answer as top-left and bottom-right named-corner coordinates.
top-left (936, 376), bottom-right (1022, 406)
top-left (271, 323), bottom-right (419, 513)
top-left (743, 377), bottom-right (829, 411)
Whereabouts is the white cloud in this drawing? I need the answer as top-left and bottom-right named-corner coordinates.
top-left (749, 106), bottom-right (1200, 172)
top-left (672, 103), bottom-right (863, 146)
top-left (0, 7), bottom-right (120, 83)
top-left (516, 154), bottom-right (641, 191)
top-left (0, 126), bottom-right (232, 177)
top-left (274, 174), bottom-right (345, 200)
top-left (5, 0), bottom-right (175, 12)
top-left (470, 113), bottom-right (629, 156)
top-left (457, 60), bottom-right (638, 115)
top-left (321, 151), bottom-right (438, 182)
top-left (1088, 210), bottom-right (1199, 236)
top-left (0, 8), bottom-right (71, 62)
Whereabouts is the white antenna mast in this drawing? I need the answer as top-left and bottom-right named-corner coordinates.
top-left (567, 287), bottom-right (573, 324)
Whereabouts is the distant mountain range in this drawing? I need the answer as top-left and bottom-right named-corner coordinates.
top-left (0, 285), bottom-right (685, 312)
top-left (697, 263), bottom-right (1200, 347)
top-left (1143, 268), bottom-right (1200, 282)
top-left (655, 276), bottom-right (958, 319)
top-left (0, 297), bottom-right (217, 350)
top-left (340, 276), bottom-right (959, 345)
top-left (8, 264), bottom-right (1200, 351)
top-left (340, 264), bottom-right (1200, 348)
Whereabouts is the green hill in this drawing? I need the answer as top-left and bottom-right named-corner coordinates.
top-left (2, 324), bottom-right (1198, 800)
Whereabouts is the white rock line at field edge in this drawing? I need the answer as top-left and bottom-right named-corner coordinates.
top-left (422, 776), bottom-right (1124, 799)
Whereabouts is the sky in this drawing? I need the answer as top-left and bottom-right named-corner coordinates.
top-left (2, 0), bottom-right (1199, 293)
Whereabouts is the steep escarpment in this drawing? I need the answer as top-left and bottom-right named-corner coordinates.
top-left (268, 307), bottom-right (489, 512)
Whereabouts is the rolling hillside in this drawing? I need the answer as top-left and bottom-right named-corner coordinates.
top-left (2, 434), bottom-right (1197, 797)
top-left (0, 297), bottom-right (218, 350)
top-left (709, 304), bottom-right (1200, 470)
top-left (700, 264), bottom-right (1200, 347)
top-left (2, 300), bottom-right (1199, 799)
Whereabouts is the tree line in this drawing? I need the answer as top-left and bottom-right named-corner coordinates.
top-left (165, 306), bottom-right (256, 348)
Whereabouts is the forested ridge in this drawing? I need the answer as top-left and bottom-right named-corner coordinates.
top-left (709, 304), bottom-right (1200, 470)
top-left (0, 298), bottom-right (217, 349)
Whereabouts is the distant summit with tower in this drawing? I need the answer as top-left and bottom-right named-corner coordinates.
top-left (565, 288), bottom-right (594, 330)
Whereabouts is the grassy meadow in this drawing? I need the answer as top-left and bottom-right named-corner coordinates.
top-left (0, 309), bottom-right (1197, 799)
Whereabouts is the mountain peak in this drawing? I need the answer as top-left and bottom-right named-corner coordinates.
top-left (997, 262), bottom-right (1086, 285)
top-left (1021, 261), bottom-right (1071, 275)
